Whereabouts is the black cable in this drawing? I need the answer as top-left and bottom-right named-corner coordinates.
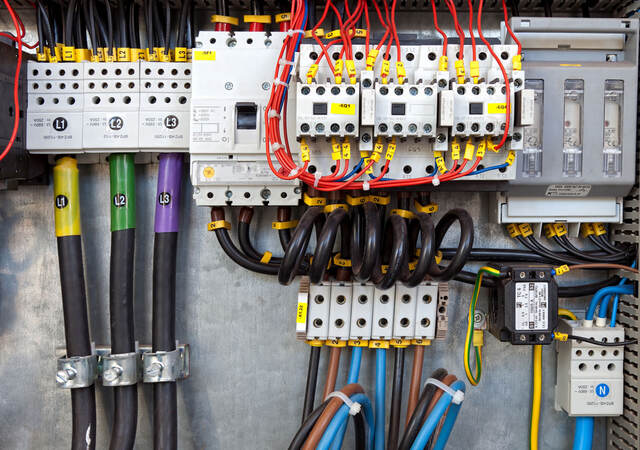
top-left (83, 0), bottom-right (98, 54)
top-left (581, 0), bottom-right (590, 17)
top-left (214, 225), bottom-right (280, 275)
top-left (428, 209), bottom-right (474, 281)
top-left (351, 202), bottom-right (381, 282)
top-left (152, 0), bottom-right (166, 49)
top-left (555, 235), bottom-right (627, 263)
top-left (508, 0), bottom-right (519, 16)
top-left (543, 0), bottom-right (552, 17)
top-left (93, 3), bottom-right (110, 49)
top-left (102, 0), bottom-right (114, 57)
top-left (388, 347), bottom-right (405, 450)
top-left (251, 0), bottom-right (265, 15)
top-left (595, 234), bottom-right (630, 255)
top-left (117, 0), bottom-right (127, 48)
top-left (403, 212), bottom-right (435, 287)
top-left (37, 1), bottom-right (56, 56)
top-left (279, 207), bottom-right (325, 285)
top-left (302, 345), bottom-right (321, 424)
top-left (64, 0), bottom-right (77, 46)
top-left (57, 236), bottom-right (97, 450)
top-left (398, 368), bottom-right (448, 450)
top-left (353, 410), bottom-right (366, 450)
top-left (565, 335), bottom-right (638, 347)
top-left (143, 0), bottom-right (153, 50)
top-left (217, 0), bottom-right (230, 17)
top-left (36, 2), bottom-right (44, 53)
top-left (109, 229), bottom-right (138, 450)
top-left (163, 0), bottom-right (171, 50)
top-left (373, 214), bottom-right (408, 290)
top-left (188, 0), bottom-right (196, 49)
top-left (309, 208), bottom-right (349, 283)
top-left (289, 399), bottom-right (331, 450)
top-left (152, 232), bottom-right (178, 450)
top-left (237, 221), bottom-right (283, 264)
top-left (49, 1), bottom-right (62, 46)
top-left (176, 0), bottom-right (190, 48)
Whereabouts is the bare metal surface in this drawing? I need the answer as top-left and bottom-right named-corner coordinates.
top-left (0, 163), bottom-right (609, 449)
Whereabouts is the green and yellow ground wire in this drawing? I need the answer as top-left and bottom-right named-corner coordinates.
top-left (464, 265), bottom-right (501, 385)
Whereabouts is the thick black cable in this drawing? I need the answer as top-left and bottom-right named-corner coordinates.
top-left (237, 221), bottom-right (283, 264)
top-left (50, 1), bottom-right (62, 46)
top-left (188, 0), bottom-right (196, 49)
top-left (279, 207), bottom-right (325, 285)
top-left (302, 345), bottom-right (321, 424)
top-left (508, 0), bottom-right (519, 16)
top-left (57, 236), bottom-right (97, 450)
top-left (543, 0), bottom-right (552, 16)
top-left (152, 0), bottom-right (166, 49)
top-left (37, 1), bottom-right (56, 56)
top-left (398, 368), bottom-right (448, 450)
top-left (555, 235), bottom-right (627, 263)
top-left (351, 202), bottom-right (381, 282)
top-left (117, 0), bottom-right (127, 48)
top-left (103, 0), bottom-right (114, 55)
top-left (373, 215), bottom-right (408, 290)
top-left (177, 0), bottom-right (190, 48)
top-left (403, 213), bottom-right (435, 287)
top-left (388, 347), bottom-right (405, 450)
top-left (64, 0), bottom-right (77, 46)
top-left (309, 208), bottom-right (349, 283)
top-left (251, 0), bottom-right (265, 15)
top-left (353, 410), bottom-right (367, 450)
top-left (109, 229), bottom-right (138, 450)
top-left (163, 0), bottom-right (171, 50)
top-left (36, 2), bottom-right (44, 53)
top-left (214, 226), bottom-right (279, 275)
top-left (289, 400), bottom-right (331, 450)
top-left (428, 209), bottom-right (474, 281)
top-left (152, 232), bottom-right (178, 450)
top-left (217, 0), bottom-right (230, 16)
top-left (83, 0), bottom-right (98, 54)
top-left (143, 0), bottom-right (153, 50)
top-left (93, 4), bottom-right (110, 48)
top-left (595, 234), bottom-right (630, 255)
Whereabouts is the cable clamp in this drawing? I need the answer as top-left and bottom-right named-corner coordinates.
top-left (362, 180), bottom-right (370, 191)
top-left (313, 171), bottom-right (322, 188)
top-left (101, 351), bottom-right (141, 387)
top-left (279, 58), bottom-right (295, 66)
top-left (326, 391), bottom-right (361, 415)
top-left (56, 353), bottom-right (98, 389)
top-left (273, 78), bottom-right (289, 87)
top-left (142, 344), bottom-right (190, 383)
top-left (432, 175), bottom-right (440, 187)
top-left (267, 109), bottom-right (281, 119)
top-left (287, 29), bottom-right (304, 36)
top-left (423, 377), bottom-right (465, 405)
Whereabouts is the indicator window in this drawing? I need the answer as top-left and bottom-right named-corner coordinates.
top-left (313, 102), bottom-right (328, 115)
top-left (236, 103), bottom-right (258, 130)
top-left (391, 103), bottom-right (406, 116)
top-left (469, 103), bottom-right (483, 115)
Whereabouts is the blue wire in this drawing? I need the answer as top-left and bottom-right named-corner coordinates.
top-left (610, 295), bottom-right (621, 327)
top-left (431, 381), bottom-right (467, 450)
top-left (469, 163), bottom-right (509, 175)
top-left (278, 0), bottom-right (307, 111)
top-left (330, 347), bottom-right (363, 450)
top-left (335, 159), bottom-right (364, 182)
top-left (600, 261), bottom-right (635, 324)
top-left (572, 417), bottom-right (594, 450)
top-left (585, 285), bottom-right (634, 321)
top-left (410, 380), bottom-right (466, 450)
top-left (317, 393), bottom-right (375, 450)
top-left (374, 348), bottom-right (386, 450)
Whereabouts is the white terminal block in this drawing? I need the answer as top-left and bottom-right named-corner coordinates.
top-left (26, 62), bottom-right (84, 152)
top-left (371, 285), bottom-right (395, 340)
top-left (392, 285), bottom-right (418, 339)
top-left (349, 283), bottom-right (375, 340)
top-left (295, 82), bottom-right (360, 138)
top-left (83, 62), bottom-right (140, 150)
top-left (306, 283), bottom-right (332, 341)
top-left (555, 319), bottom-right (625, 417)
top-left (139, 62), bottom-right (191, 151)
top-left (451, 82), bottom-right (515, 138)
top-left (414, 283), bottom-right (438, 340)
top-left (374, 83), bottom-right (438, 139)
top-left (327, 283), bottom-right (353, 341)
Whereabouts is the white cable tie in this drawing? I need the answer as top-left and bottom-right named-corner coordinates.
top-left (326, 391), bottom-right (362, 416)
top-left (362, 180), bottom-right (370, 191)
top-left (432, 175), bottom-right (440, 187)
top-left (267, 109), bottom-right (281, 119)
top-left (287, 29), bottom-right (304, 37)
top-left (313, 171), bottom-right (322, 188)
top-left (270, 142), bottom-right (284, 152)
top-left (289, 167), bottom-right (300, 177)
top-left (279, 58), bottom-right (295, 66)
top-left (273, 78), bottom-right (289, 87)
top-left (423, 378), bottom-right (465, 405)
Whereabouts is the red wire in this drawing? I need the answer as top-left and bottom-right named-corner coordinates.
top-left (445, 0), bottom-right (464, 60)
top-left (502, 0), bottom-right (521, 54)
top-left (0, 0), bottom-right (22, 163)
top-left (467, 0), bottom-right (476, 60)
top-left (477, 0), bottom-right (510, 150)
top-left (430, 0), bottom-right (447, 57)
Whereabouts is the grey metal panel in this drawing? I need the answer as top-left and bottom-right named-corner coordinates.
top-left (0, 164), bottom-right (607, 449)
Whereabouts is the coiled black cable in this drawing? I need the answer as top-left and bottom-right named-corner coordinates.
top-left (279, 207), bottom-right (325, 285)
top-left (309, 208), bottom-right (348, 283)
top-left (428, 209), bottom-right (474, 281)
top-left (351, 202), bottom-right (380, 282)
top-left (372, 215), bottom-right (408, 290)
top-left (402, 212), bottom-right (435, 287)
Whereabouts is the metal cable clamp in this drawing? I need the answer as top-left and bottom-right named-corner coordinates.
top-left (142, 343), bottom-right (190, 383)
top-left (101, 351), bottom-right (141, 387)
top-left (56, 353), bottom-right (98, 389)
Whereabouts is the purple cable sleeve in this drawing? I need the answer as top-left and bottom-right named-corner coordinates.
top-left (154, 153), bottom-right (183, 233)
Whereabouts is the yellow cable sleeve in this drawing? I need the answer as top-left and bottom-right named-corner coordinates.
top-left (530, 345), bottom-right (542, 450)
top-left (53, 157), bottom-right (81, 237)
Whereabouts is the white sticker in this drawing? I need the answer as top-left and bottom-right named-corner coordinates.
top-left (515, 282), bottom-right (548, 331)
top-left (545, 184), bottom-right (591, 197)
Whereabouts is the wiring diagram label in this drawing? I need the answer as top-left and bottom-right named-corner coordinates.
top-left (514, 282), bottom-right (548, 331)
top-left (545, 184), bottom-right (591, 197)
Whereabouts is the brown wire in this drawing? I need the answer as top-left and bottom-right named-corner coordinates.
top-left (405, 345), bottom-right (425, 426)
top-left (423, 374), bottom-right (457, 424)
top-left (321, 346), bottom-right (342, 400)
top-left (567, 263), bottom-right (638, 274)
top-left (302, 383), bottom-right (365, 450)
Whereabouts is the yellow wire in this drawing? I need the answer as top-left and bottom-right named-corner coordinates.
top-left (558, 308), bottom-right (577, 321)
top-left (530, 345), bottom-right (542, 450)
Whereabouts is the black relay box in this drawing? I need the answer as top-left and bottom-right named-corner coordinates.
top-left (488, 265), bottom-right (558, 345)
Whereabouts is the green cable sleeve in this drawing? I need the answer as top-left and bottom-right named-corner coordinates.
top-left (109, 154), bottom-right (136, 231)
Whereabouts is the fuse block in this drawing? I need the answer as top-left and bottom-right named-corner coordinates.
top-left (555, 319), bottom-right (624, 417)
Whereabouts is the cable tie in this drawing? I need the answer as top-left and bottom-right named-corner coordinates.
top-left (432, 175), bottom-right (440, 187)
top-left (267, 109), bottom-right (281, 119)
top-left (313, 171), bottom-right (322, 188)
top-left (423, 378), bottom-right (465, 405)
top-left (270, 142), bottom-right (284, 152)
top-left (287, 29), bottom-right (304, 36)
top-left (279, 58), bottom-right (294, 66)
top-left (273, 78), bottom-right (289, 87)
top-left (326, 391), bottom-right (361, 416)
top-left (289, 167), bottom-right (300, 177)
top-left (362, 180), bottom-right (370, 191)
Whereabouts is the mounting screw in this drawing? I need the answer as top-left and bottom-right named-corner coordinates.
top-left (294, 187), bottom-right (302, 194)
top-left (103, 365), bottom-right (123, 382)
top-left (260, 189), bottom-right (271, 200)
top-left (361, 133), bottom-right (371, 143)
top-left (436, 133), bottom-right (446, 143)
top-left (145, 361), bottom-right (164, 378)
top-left (262, 82), bottom-right (271, 90)
top-left (538, 334), bottom-right (546, 342)
top-left (224, 82), bottom-right (233, 90)
top-left (519, 334), bottom-right (527, 342)
top-left (513, 132), bottom-right (522, 142)
top-left (56, 368), bottom-right (77, 385)
top-left (519, 271), bottom-right (526, 279)
top-left (538, 272), bottom-right (545, 279)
